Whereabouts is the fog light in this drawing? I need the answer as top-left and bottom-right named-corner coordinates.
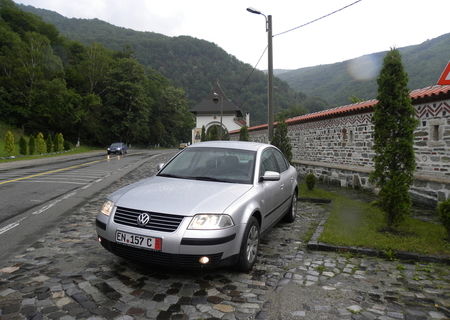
top-left (98, 237), bottom-right (102, 243)
top-left (199, 256), bottom-right (210, 264)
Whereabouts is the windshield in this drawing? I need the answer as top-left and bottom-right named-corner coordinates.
top-left (110, 143), bottom-right (123, 148)
top-left (158, 147), bottom-right (256, 184)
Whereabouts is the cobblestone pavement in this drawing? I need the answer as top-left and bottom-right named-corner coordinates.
top-left (0, 153), bottom-right (449, 320)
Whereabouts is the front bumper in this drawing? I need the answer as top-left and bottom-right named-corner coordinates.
top-left (96, 212), bottom-right (243, 269)
top-left (98, 236), bottom-right (238, 269)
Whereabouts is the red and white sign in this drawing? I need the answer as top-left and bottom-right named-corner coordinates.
top-left (437, 61), bottom-right (450, 85)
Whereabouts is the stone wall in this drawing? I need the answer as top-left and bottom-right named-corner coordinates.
top-left (230, 97), bottom-right (450, 207)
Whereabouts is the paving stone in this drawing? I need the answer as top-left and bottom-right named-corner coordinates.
top-left (0, 156), bottom-right (448, 320)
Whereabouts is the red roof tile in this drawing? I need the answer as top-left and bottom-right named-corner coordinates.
top-left (231, 85), bottom-right (450, 134)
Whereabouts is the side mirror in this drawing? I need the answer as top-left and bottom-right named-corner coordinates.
top-left (261, 171), bottom-right (280, 181)
top-left (157, 163), bottom-right (165, 171)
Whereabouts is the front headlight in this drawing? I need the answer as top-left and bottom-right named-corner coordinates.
top-left (188, 214), bottom-right (234, 230)
top-left (101, 200), bottom-right (115, 216)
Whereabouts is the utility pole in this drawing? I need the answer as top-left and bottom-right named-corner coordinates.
top-left (247, 8), bottom-right (274, 143)
top-left (267, 15), bottom-right (274, 142)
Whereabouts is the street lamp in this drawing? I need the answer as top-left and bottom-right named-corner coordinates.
top-left (247, 7), bottom-right (274, 142)
top-left (213, 92), bottom-right (223, 140)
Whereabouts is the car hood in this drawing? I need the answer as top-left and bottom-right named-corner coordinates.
top-left (110, 176), bottom-right (253, 216)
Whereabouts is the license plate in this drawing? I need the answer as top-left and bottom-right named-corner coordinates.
top-left (116, 231), bottom-right (162, 251)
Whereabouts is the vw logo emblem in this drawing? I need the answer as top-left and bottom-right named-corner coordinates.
top-left (137, 213), bottom-right (150, 226)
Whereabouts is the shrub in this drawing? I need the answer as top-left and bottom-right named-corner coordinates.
top-left (36, 132), bottom-right (46, 154)
top-left (19, 136), bottom-right (27, 155)
top-left (28, 136), bottom-right (36, 155)
top-left (4, 130), bottom-right (15, 155)
top-left (437, 199), bottom-right (450, 240)
top-left (305, 172), bottom-right (316, 191)
top-left (63, 140), bottom-right (72, 151)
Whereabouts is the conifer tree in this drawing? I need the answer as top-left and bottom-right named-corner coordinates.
top-left (201, 126), bottom-right (207, 142)
top-left (46, 134), bottom-right (53, 153)
top-left (239, 126), bottom-right (249, 141)
top-left (370, 49), bottom-right (418, 228)
top-left (55, 133), bottom-right (64, 152)
top-left (36, 132), bottom-right (46, 154)
top-left (271, 119), bottom-right (292, 162)
top-left (4, 130), bottom-right (15, 155)
top-left (19, 136), bottom-right (27, 155)
top-left (29, 136), bottom-right (36, 155)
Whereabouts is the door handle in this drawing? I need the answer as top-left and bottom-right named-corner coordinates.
top-left (280, 183), bottom-right (284, 189)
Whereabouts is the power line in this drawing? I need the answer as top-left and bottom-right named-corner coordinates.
top-left (273, 0), bottom-right (363, 37)
top-left (242, 45), bottom-right (268, 87)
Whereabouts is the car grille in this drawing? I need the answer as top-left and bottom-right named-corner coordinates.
top-left (114, 206), bottom-right (184, 232)
top-left (100, 238), bottom-right (223, 267)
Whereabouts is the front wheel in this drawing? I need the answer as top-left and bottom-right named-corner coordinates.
top-left (236, 216), bottom-right (260, 272)
top-left (283, 192), bottom-right (297, 223)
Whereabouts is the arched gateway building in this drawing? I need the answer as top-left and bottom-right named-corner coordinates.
top-left (190, 86), bottom-right (249, 144)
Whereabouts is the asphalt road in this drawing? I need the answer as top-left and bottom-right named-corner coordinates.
top-left (0, 149), bottom-right (176, 262)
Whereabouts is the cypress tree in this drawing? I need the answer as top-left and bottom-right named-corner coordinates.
top-left (4, 130), bottom-right (15, 155)
top-left (46, 134), bottom-right (53, 153)
top-left (36, 132), bottom-right (46, 154)
top-left (370, 49), bottom-right (418, 228)
top-left (201, 126), bottom-right (207, 142)
top-left (19, 136), bottom-right (27, 155)
top-left (271, 119), bottom-right (292, 162)
top-left (55, 133), bottom-right (64, 152)
top-left (29, 136), bottom-right (36, 155)
top-left (239, 126), bottom-right (249, 141)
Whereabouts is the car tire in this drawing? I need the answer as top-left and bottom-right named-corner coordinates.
top-left (283, 192), bottom-right (297, 223)
top-left (236, 216), bottom-right (260, 272)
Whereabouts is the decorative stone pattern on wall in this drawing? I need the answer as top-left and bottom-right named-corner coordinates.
top-left (230, 99), bottom-right (450, 206)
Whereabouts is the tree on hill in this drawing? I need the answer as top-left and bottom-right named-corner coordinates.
top-left (370, 49), bottom-right (418, 229)
top-left (0, 2), bottom-right (195, 148)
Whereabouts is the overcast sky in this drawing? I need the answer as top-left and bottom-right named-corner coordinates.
top-left (14, 0), bottom-right (450, 71)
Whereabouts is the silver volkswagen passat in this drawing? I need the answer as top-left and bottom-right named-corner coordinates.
top-left (96, 141), bottom-right (298, 271)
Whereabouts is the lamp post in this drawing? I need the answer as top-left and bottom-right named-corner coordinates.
top-left (247, 7), bottom-right (274, 142)
top-left (213, 92), bottom-right (223, 140)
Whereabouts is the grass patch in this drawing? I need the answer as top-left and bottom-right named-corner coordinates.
top-left (299, 183), bottom-right (450, 256)
top-left (0, 145), bottom-right (101, 163)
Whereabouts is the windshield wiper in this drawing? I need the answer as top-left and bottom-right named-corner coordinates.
top-left (191, 176), bottom-right (226, 182)
top-left (158, 173), bottom-right (188, 179)
top-left (190, 176), bottom-right (242, 183)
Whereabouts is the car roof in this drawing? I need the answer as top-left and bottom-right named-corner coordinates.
top-left (186, 141), bottom-right (271, 152)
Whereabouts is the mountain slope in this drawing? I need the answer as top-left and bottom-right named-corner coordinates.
top-left (278, 33), bottom-right (450, 106)
top-left (278, 33), bottom-right (450, 105)
top-left (19, 4), bottom-right (314, 125)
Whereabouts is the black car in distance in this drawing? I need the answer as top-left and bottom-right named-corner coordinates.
top-left (107, 142), bottom-right (128, 155)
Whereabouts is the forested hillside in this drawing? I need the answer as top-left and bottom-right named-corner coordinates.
top-left (0, 0), bottom-right (194, 146)
top-left (277, 33), bottom-right (450, 106)
top-left (19, 4), bottom-right (328, 124)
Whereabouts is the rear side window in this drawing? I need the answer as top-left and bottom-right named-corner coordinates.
top-left (259, 149), bottom-right (279, 175)
top-left (273, 150), bottom-right (289, 172)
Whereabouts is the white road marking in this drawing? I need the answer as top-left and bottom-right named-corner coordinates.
top-left (31, 191), bottom-right (77, 215)
top-left (0, 217), bottom-right (26, 235)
